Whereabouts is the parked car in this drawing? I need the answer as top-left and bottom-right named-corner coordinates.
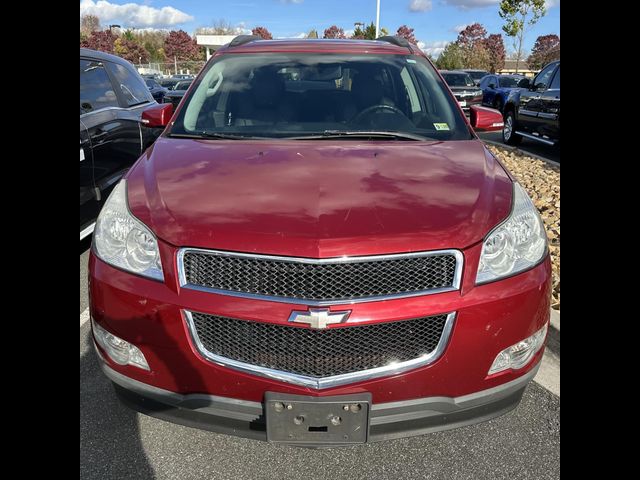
top-left (439, 70), bottom-right (483, 114)
top-left (479, 74), bottom-right (525, 112)
top-left (80, 48), bottom-right (163, 240)
top-left (145, 78), bottom-right (169, 103)
top-left (502, 60), bottom-right (560, 146)
top-left (90, 36), bottom-right (550, 447)
top-left (159, 77), bottom-right (181, 90)
top-left (162, 79), bottom-right (193, 109)
top-left (461, 69), bottom-right (491, 86)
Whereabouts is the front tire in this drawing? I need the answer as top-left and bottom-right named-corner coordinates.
top-left (503, 110), bottom-right (522, 146)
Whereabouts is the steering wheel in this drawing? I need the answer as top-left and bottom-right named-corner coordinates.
top-left (350, 104), bottom-right (407, 124)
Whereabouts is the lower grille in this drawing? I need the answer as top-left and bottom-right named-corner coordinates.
top-left (187, 311), bottom-right (453, 387)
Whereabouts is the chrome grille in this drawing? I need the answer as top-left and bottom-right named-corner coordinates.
top-left (187, 311), bottom-right (453, 387)
top-left (179, 249), bottom-right (461, 305)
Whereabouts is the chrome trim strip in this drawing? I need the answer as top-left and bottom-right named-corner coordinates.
top-left (183, 310), bottom-right (456, 389)
top-left (176, 248), bottom-right (463, 306)
top-left (79, 103), bottom-right (152, 119)
top-left (80, 222), bottom-right (96, 241)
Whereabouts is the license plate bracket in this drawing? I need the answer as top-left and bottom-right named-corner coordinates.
top-left (265, 392), bottom-right (371, 445)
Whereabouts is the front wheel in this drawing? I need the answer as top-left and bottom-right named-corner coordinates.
top-left (503, 110), bottom-right (522, 146)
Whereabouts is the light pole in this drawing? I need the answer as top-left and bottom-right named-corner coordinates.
top-left (375, 0), bottom-right (380, 38)
top-left (108, 24), bottom-right (121, 34)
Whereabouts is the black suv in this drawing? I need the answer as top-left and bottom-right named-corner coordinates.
top-left (502, 60), bottom-right (560, 146)
top-left (80, 48), bottom-right (162, 240)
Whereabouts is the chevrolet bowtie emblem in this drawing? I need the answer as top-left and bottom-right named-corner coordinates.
top-left (288, 308), bottom-right (351, 329)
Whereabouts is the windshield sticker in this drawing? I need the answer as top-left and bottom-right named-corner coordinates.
top-left (433, 123), bottom-right (450, 131)
top-left (406, 59), bottom-right (417, 64)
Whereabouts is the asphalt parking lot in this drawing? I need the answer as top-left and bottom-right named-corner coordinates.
top-left (478, 131), bottom-right (561, 164)
top-left (80, 241), bottom-right (560, 479)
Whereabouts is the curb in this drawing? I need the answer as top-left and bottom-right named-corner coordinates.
top-left (482, 139), bottom-right (561, 168)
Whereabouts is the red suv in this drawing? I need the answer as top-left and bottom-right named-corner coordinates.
top-left (89, 36), bottom-right (551, 446)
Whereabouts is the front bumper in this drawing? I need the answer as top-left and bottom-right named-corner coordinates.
top-left (102, 359), bottom-right (540, 443)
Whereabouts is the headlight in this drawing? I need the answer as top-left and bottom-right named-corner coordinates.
top-left (93, 180), bottom-right (163, 280)
top-left (488, 322), bottom-right (547, 375)
top-left (476, 183), bottom-right (547, 284)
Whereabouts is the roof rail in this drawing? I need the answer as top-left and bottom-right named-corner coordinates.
top-left (376, 35), bottom-right (414, 53)
top-left (228, 35), bottom-right (262, 48)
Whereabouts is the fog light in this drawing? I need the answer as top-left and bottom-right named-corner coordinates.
top-left (92, 318), bottom-right (150, 371)
top-left (488, 322), bottom-right (548, 375)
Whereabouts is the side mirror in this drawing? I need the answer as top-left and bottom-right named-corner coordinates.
top-left (141, 103), bottom-right (173, 128)
top-left (517, 78), bottom-right (531, 89)
top-left (488, 83), bottom-right (496, 89)
top-left (469, 105), bottom-right (504, 132)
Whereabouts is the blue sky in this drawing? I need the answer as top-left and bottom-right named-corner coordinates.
top-left (80, 0), bottom-right (560, 57)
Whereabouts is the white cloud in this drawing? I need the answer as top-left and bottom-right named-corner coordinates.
top-left (409, 0), bottom-right (432, 12)
top-left (79, 0), bottom-right (194, 28)
top-left (419, 40), bottom-right (450, 58)
top-left (452, 24), bottom-right (469, 33)
top-left (545, 0), bottom-right (560, 7)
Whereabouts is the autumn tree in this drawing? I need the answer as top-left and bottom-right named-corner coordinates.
top-left (484, 34), bottom-right (506, 73)
top-left (114, 37), bottom-right (150, 64)
top-left (499, 0), bottom-right (547, 73)
top-left (363, 22), bottom-right (377, 40)
top-left (527, 34), bottom-right (560, 70)
top-left (456, 23), bottom-right (491, 70)
top-left (164, 30), bottom-right (201, 60)
top-left (80, 14), bottom-right (101, 36)
top-left (396, 25), bottom-right (417, 44)
top-left (135, 30), bottom-right (169, 63)
top-left (81, 30), bottom-right (117, 54)
top-left (323, 25), bottom-right (346, 39)
top-left (252, 26), bottom-right (273, 40)
top-left (436, 43), bottom-right (465, 70)
top-left (307, 29), bottom-right (319, 39)
top-left (196, 19), bottom-right (239, 35)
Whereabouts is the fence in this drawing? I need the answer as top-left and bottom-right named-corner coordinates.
top-left (134, 61), bottom-right (207, 77)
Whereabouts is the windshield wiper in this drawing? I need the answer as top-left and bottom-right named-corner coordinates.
top-left (288, 130), bottom-right (434, 141)
top-left (168, 132), bottom-right (265, 140)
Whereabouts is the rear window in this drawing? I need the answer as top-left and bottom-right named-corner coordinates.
top-left (106, 62), bottom-right (153, 107)
top-left (80, 59), bottom-right (118, 114)
top-left (169, 53), bottom-right (471, 141)
top-left (441, 73), bottom-right (475, 87)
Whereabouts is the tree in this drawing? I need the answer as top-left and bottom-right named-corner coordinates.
top-left (81, 30), bottom-right (117, 54)
top-left (363, 22), bottom-right (377, 40)
top-left (80, 14), bottom-right (101, 36)
top-left (456, 23), bottom-right (491, 70)
top-left (164, 30), bottom-right (200, 61)
top-left (396, 25), bottom-right (417, 44)
top-left (436, 43), bottom-right (464, 70)
top-left (351, 25), bottom-right (365, 39)
top-left (307, 29), bottom-right (318, 39)
top-left (484, 34), bottom-right (506, 73)
top-left (499, 0), bottom-right (547, 73)
top-left (527, 34), bottom-right (560, 70)
top-left (114, 37), bottom-right (150, 64)
top-left (196, 19), bottom-right (239, 35)
top-left (252, 26), bottom-right (273, 40)
top-left (456, 23), bottom-right (487, 50)
top-left (323, 25), bottom-right (346, 39)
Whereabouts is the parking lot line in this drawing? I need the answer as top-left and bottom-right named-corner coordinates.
top-left (80, 308), bottom-right (90, 327)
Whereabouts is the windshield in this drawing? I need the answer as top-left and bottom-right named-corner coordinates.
top-left (499, 76), bottom-right (521, 88)
top-left (168, 53), bottom-right (471, 140)
top-left (441, 73), bottom-right (475, 87)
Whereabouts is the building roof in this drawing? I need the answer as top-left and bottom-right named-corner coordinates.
top-left (501, 59), bottom-right (533, 71)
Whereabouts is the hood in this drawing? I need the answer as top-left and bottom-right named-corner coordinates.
top-left (126, 137), bottom-right (512, 257)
